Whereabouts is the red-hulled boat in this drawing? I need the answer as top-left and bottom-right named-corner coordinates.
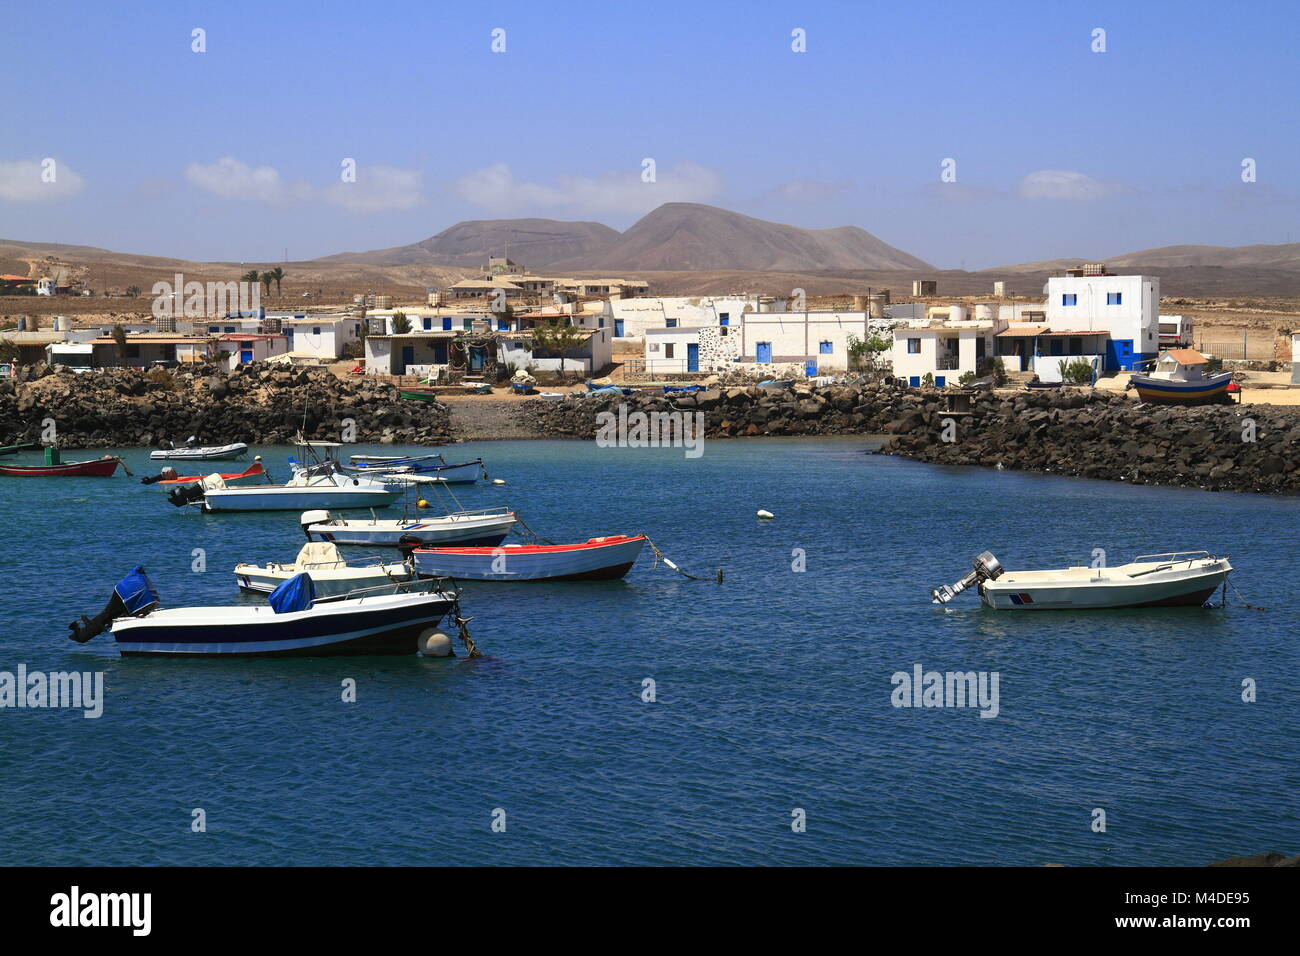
top-left (0, 456), bottom-right (122, 477)
top-left (411, 535), bottom-right (647, 581)
top-left (157, 460), bottom-right (266, 487)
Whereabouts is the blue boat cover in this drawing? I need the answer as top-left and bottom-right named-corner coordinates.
top-left (114, 565), bottom-right (159, 614)
top-left (269, 572), bottom-right (315, 614)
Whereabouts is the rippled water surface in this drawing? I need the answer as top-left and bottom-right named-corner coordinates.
top-left (1, 439), bottom-right (1296, 865)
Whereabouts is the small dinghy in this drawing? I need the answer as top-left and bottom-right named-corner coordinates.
top-left (412, 535), bottom-right (647, 581)
top-left (932, 551), bottom-right (1232, 610)
top-left (233, 541), bottom-right (413, 599)
top-left (145, 459), bottom-right (266, 487)
top-left (150, 437), bottom-right (248, 461)
top-left (301, 507), bottom-right (518, 547)
top-left (69, 566), bottom-right (459, 657)
top-left (397, 386), bottom-right (440, 402)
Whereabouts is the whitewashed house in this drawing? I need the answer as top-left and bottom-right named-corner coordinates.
top-left (217, 333), bottom-right (289, 370)
top-left (1043, 270), bottom-right (1159, 371)
top-left (890, 311), bottom-right (1004, 387)
top-left (280, 316), bottom-right (363, 361)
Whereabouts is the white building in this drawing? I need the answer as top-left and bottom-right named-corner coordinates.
top-left (1043, 272), bottom-right (1159, 371)
top-left (610, 295), bottom-right (781, 340)
top-left (890, 315), bottom-right (1004, 387)
top-left (217, 333), bottom-right (289, 370)
top-left (280, 316), bottom-right (363, 361)
top-left (733, 311), bottom-right (877, 376)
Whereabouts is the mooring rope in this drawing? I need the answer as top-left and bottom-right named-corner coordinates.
top-left (1221, 577), bottom-right (1266, 610)
top-left (450, 596), bottom-right (482, 658)
top-left (644, 535), bottom-right (723, 584)
top-left (511, 513), bottom-right (555, 545)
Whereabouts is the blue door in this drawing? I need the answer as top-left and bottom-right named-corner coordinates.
top-left (614, 319), bottom-right (625, 337)
top-left (1105, 338), bottom-right (1135, 371)
top-left (442, 318), bottom-right (453, 331)
top-left (239, 349), bottom-right (253, 364)
top-left (756, 342), bottom-right (772, 363)
top-left (687, 343), bottom-right (699, 372)
top-left (401, 345), bottom-right (415, 370)
top-left (804, 359), bottom-right (817, 377)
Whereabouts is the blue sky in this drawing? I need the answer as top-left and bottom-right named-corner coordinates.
top-left (2, 0), bottom-right (1296, 268)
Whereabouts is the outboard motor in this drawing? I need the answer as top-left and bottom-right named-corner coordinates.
top-left (140, 466), bottom-right (179, 485)
top-left (396, 535), bottom-right (424, 561)
top-left (300, 510), bottom-right (331, 539)
top-left (69, 566), bottom-right (159, 643)
top-left (166, 482), bottom-right (206, 508)
top-left (932, 551), bottom-right (1004, 604)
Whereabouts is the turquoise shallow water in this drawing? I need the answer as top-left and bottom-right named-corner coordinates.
top-left (0, 438), bottom-right (1296, 865)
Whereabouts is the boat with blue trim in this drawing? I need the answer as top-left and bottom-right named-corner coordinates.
top-left (1129, 349), bottom-right (1233, 404)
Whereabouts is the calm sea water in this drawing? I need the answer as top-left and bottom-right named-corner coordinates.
top-left (0, 439), bottom-right (1296, 866)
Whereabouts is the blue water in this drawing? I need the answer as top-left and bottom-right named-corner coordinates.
top-left (1, 439), bottom-right (1296, 866)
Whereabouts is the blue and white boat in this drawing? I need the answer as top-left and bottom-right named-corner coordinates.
top-left (69, 567), bottom-right (459, 657)
top-left (346, 453), bottom-right (485, 484)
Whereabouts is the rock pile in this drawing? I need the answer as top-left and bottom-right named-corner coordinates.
top-left (516, 384), bottom-right (1300, 494)
top-left (0, 364), bottom-right (452, 448)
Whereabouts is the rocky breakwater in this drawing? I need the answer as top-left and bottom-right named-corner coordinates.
top-left (516, 383), bottom-right (1300, 494)
top-left (0, 364), bottom-right (452, 448)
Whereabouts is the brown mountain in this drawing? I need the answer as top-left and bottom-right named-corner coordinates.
top-left (317, 218), bottom-right (620, 268)
top-left (552, 203), bottom-right (933, 272)
top-left (986, 241), bottom-right (1300, 275)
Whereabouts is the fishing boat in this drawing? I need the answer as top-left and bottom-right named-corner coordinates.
top-left (150, 439), bottom-right (249, 461)
top-left (233, 541), bottom-right (413, 599)
top-left (0, 454), bottom-right (123, 478)
top-left (0, 442), bottom-right (40, 458)
top-left (1129, 349), bottom-right (1233, 404)
top-left (398, 386), bottom-right (440, 402)
top-left (149, 459), bottom-right (266, 488)
top-left (167, 462), bottom-right (398, 511)
top-left (301, 507), bottom-right (518, 547)
top-left (68, 566), bottom-right (458, 657)
top-left (346, 453), bottom-right (484, 483)
top-left (538, 392), bottom-right (564, 401)
top-left (412, 535), bottom-right (647, 581)
top-left (463, 382), bottom-right (493, 395)
top-left (931, 550), bottom-right (1232, 610)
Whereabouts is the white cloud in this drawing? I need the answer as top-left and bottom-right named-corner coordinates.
top-left (185, 157), bottom-right (424, 211)
top-left (452, 162), bottom-right (723, 216)
top-left (0, 158), bottom-right (85, 201)
top-left (1018, 169), bottom-right (1127, 201)
top-left (764, 178), bottom-right (853, 203)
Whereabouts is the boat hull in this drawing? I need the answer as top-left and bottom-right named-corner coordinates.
top-left (413, 536), bottom-right (646, 581)
top-left (0, 458), bottom-right (120, 477)
top-left (202, 485), bottom-right (397, 512)
top-left (980, 567), bottom-right (1229, 610)
top-left (1130, 372), bottom-right (1232, 404)
top-left (111, 592), bottom-right (454, 657)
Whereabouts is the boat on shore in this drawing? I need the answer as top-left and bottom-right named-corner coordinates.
top-left (398, 386), bottom-right (440, 402)
top-left (233, 541), bottom-right (413, 599)
top-left (301, 507), bottom-right (518, 547)
top-left (69, 566), bottom-right (459, 657)
top-left (0, 453), bottom-right (123, 477)
top-left (412, 535), bottom-right (647, 581)
top-left (1129, 349), bottom-right (1233, 404)
top-left (150, 439), bottom-right (249, 461)
top-left (932, 550), bottom-right (1232, 609)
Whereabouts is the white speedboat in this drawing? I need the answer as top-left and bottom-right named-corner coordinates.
top-left (68, 566), bottom-right (459, 657)
top-left (168, 463), bottom-right (399, 512)
top-left (233, 541), bottom-right (414, 599)
top-left (301, 507), bottom-right (518, 547)
top-left (932, 551), bottom-right (1231, 609)
top-left (150, 440), bottom-right (248, 461)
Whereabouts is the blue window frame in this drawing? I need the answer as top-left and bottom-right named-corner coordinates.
top-left (909, 376), bottom-right (921, 387)
top-left (719, 313), bottom-right (730, 325)
top-left (497, 318), bottom-right (509, 331)
top-left (1062, 294), bottom-right (1077, 306)
top-left (442, 318), bottom-right (453, 331)
top-left (423, 317), bottom-right (432, 330)
top-left (666, 318), bottom-right (678, 328)
top-left (819, 341), bottom-right (833, 354)
top-left (934, 376), bottom-right (945, 388)
top-left (224, 326), bottom-right (235, 333)
top-left (208, 325), bottom-right (219, 333)
top-left (1107, 292), bottom-right (1122, 305)
top-left (907, 338), bottom-right (921, 354)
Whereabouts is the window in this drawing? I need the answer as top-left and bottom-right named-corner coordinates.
top-left (719, 313), bottom-right (730, 325)
top-left (720, 327), bottom-right (728, 337)
top-left (665, 344), bottom-right (675, 358)
top-left (312, 326), bottom-right (321, 335)
top-left (423, 317), bottom-right (432, 330)
top-left (463, 319), bottom-right (473, 330)
top-left (819, 341), bottom-right (833, 354)
top-left (224, 326), bottom-right (236, 333)
top-left (497, 318), bottom-right (509, 331)
top-left (1068, 337), bottom-right (1081, 353)
top-left (208, 325), bottom-right (219, 333)
top-left (442, 318), bottom-right (453, 331)
top-left (649, 343), bottom-right (660, 352)
top-left (666, 318), bottom-right (678, 328)
top-left (1062, 294), bottom-right (1077, 306)
top-left (907, 338), bottom-right (921, 354)
top-left (1107, 292), bottom-right (1122, 305)
top-left (598, 318), bottom-right (605, 328)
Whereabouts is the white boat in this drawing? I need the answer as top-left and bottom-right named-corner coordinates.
top-left (233, 541), bottom-right (414, 599)
top-left (346, 454), bottom-right (485, 484)
top-left (150, 440), bottom-right (248, 461)
top-left (69, 566), bottom-right (458, 657)
top-left (301, 508), bottom-right (518, 547)
top-left (932, 551), bottom-right (1232, 610)
top-left (168, 465), bottom-right (399, 512)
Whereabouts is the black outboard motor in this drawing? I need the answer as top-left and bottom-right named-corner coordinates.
top-left (69, 566), bottom-right (159, 643)
top-left (396, 535), bottom-right (424, 561)
top-left (166, 482), bottom-right (207, 508)
top-left (140, 466), bottom-right (179, 485)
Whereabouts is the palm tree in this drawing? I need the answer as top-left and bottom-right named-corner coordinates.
top-left (241, 270), bottom-right (260, 285)
top-left (260, 273), bottom-right (273, 296)
top-left (266, 267), bottom-right (285, 297)
top-left (111, 323), bottom-right (128, 366)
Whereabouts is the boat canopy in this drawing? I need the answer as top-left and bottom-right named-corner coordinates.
top-left (269, 572), bottom-right (316, 614)
top-left (114, 566), bottom-right (159, 615)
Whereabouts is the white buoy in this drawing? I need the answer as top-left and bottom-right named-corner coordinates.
top-left (492, 478), bottom-right (506, 485)
top-left (418, 630), bottom-right (453, 657)
top-left (756, 509), bottom-right (774, 520)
